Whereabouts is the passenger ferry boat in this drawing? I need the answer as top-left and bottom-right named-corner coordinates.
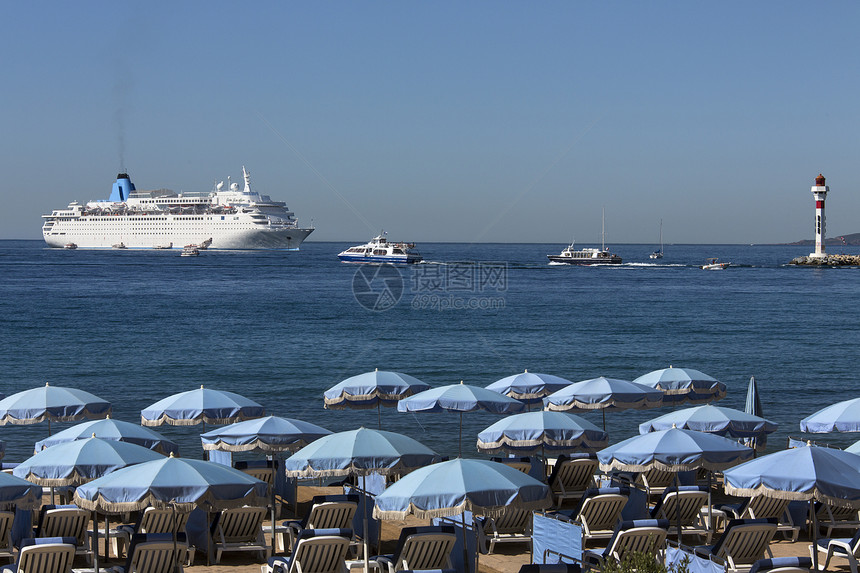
top-left (548, 210), bottom-right (622, 265)
top-left (338, 232), bottom-right (423, 264)
top-left (42, 167), bottom-right (313, 250)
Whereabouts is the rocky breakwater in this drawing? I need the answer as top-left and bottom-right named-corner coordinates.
top-left (790, 254), bottom-right (860, 266)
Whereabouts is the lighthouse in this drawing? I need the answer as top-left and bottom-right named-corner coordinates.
top-left (810, 173), bottom-right (829, 258)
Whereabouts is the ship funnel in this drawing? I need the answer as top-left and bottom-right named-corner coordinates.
top-left (109, 173), bottom-right (136, 202)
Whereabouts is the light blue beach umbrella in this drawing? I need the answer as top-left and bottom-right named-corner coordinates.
top-left (141, 385), bottom-right (264, 427)
top-left (373, 459), bottom-right (552, 573)
top-left (800, 397), bottom-right (860, 433)
top-left (845, 440), bottom-right (860, 455)
top-left (476, 410), bottom-right (608, 455)
top-left (485, 370), bottom-right (575, 406)
top-left (723, 444), bottom-right (860, 570)
top-left (0, 472), bottom-right (42, 510)
top-left (14, 436), bottom-right (164, 486)
top-left (324, 369), bottom-right (430, 428)
top-left (34, 417), bottom-right (179, 456)
top-left (632, 366), bottom-right (727, 405)
top-left (398, 381), bottom-right (526, 456)
top-left (639, 405), bottom-right (777, 445)
top-left (285, 427), bottom-right (440, 573)
top-left (200, 415), bottom-right (331, 453)
top-left (544, 376), bottom-right (663, 430)
top-left (0, 383), bottom-right (111, 434)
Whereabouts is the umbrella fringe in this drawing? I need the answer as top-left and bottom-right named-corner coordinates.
top-left (73, 491), bottom-right (268, 514)
top-left (141, 414), bottom-right (259, 427)
top-left (201, 440), bottom-right (303, 453)
top-left (285, 467), bottom-right (403, 479)
top-left (0, 411), bottom-right (111, 425)
top-left (546, 400), bottom-right (659, 411)
top-left (476, 437), bottom-right (606, 450)
top-left (374, 495), bottom-right (552, 521)
top-left (723, 484), bottom-right (860, 509)
top-left (18, 473), bottom-right (91, 487)
top-left (599, 460), bottom-right (743, 473)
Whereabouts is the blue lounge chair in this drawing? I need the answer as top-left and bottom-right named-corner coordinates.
top-left (263, 528), bottom-right (352, 573)
top-left (812, 526), bottom-right (860, 573)
top-left (0, 537), bottom-right (76, 573)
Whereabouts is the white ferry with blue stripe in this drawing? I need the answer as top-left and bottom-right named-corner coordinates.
top-left (338, 232), bottom-right (423, 264)
top-left (42, 167), bottom-right (313, 250)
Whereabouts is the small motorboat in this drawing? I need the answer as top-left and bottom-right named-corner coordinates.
top-left (701, 258), bottom-right (730, 270)
top-left (112, 242), bottom-right (127, 249)
top-left (63, 243), bottom-right (77, 250)
top-left (181, 245), bottom-right (200, 257)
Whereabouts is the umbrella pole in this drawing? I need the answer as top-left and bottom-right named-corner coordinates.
top-left (459, 412), bottom-right (463, 458)
top-left (377, 402), bottom-right (381, 430)
top-left (172, 503), bottom-right (180, 573)
top-left (602, 410), bottom-right (606, 431)
top-left (675, 473), bottom-right (682, 543)
top-left (270, 455), bottom-right (276, 555)
top-left (707, 471), bottom-right (713, 538)
top-left (461, 511), bottom-right (470, 573)
top-left (811, 500), bottom-right (819, 571)
top-left (362, 474), bottom-right (369, 573)
top-left (92, 510), bottom-right (99, 573)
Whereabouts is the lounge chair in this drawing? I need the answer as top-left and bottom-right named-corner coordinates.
top-left (113, 532), bottom-right (189, 573)
top-left (694, 518), bottom-right (777, 573)
top-left (518, 566), bottom-right (582, 573)
top-left (0, 512), bottom-right (14, 562)
top-left (716, 496), bottom-right (799, 542)
top-left (637, 467), bottom-right (676, 500)
top-left (475, 506), bottom-right (532, 554)
top-left (547, 454), bottom-right (599, 509)
top-left (811, 526), bottom-right (860, 573)
top-left (114, 507), bottom-right (189, 558)
top-left (815, 502), bottom-right (860, 538)
top-left (491, 457), bottom-right (533, 475)
top-left (749, 557), bottom-right (812, 573)
top-left (370, 525), bottom-right (457, 573)
top-left (568, 487), bottom-right (629, 542)
top-left (210, 505), bottom-right (270, 564)
top-left (31, 505), bottom-right (91, 563)
top-left (650, 486), bottom-right (711, 542)
top-left (0, 537), bottom-right (76, 573)
top-left (281, 494), bottom-right (358, 553)
top-left (262, 528), bottom-right (352, 573)
top-left (236, 460), bottom-right (276, 485)
top-left (583, 519), bottom-right (669, 568)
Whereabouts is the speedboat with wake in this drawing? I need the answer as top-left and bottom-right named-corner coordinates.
top-left (338, 232), bottom-right (423, 264)
top-left (701, 258), bottom-right (730, 270)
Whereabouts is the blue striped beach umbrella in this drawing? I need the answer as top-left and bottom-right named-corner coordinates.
top-left (0, 383), bottom-right (111, 434)
top-left (484, 370), bottom-right (575, 406)
top-left (141, 385), bottom-right (264, 427)
top-left (324, 369), bottom-right (430, 428)
top-left (800, 397), bottom-right (860, 434)
top-left (34, 417), bottom-right (179, 456)
top-left (632, 366), bottom-right (727, 405)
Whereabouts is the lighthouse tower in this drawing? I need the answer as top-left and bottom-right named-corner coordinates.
top-left (810, 173), bottom-right (829, 258)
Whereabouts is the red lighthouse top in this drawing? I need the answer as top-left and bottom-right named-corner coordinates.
top-left (815, 174), bottom-right (826, 186)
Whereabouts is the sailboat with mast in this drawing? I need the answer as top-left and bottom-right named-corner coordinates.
top-left (547, 209), bottom-right (622, 265)
top-left (649, 219), bottom-right (664, 259)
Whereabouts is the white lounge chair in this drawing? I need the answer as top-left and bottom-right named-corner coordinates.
top-left (114, 507), bottom-right (189, 558)
top-left (694, 518), bottom-right (777, 573)
top-left (0, 512), bottom-right (15, 562)
top-left (281, 494), bottom-right (358, 553)
top-left (114, 532), bottom-right (189, 573)
top-left (583, 518), bottom-right (669, 568)
top-left (262, 528), bottom-right (352, 573)
top-left (812, 527), bottom-right (860, 573)
top-left (572, 487), bottom-right (629, 542)
top-left (33, 505), bottom-right (91, 564)
top-left (548, 455), bottom-right (599, 509)
top-left (475, 506), bottom-right (532, 554)
top-left (650, 486), bottom-right (711, 542)
top-left (0, 536), bottom-right (76, 573)
top-left (370, 525), bottom-right (456, 573)
top-left (211, 505), bottom-right (270, 564)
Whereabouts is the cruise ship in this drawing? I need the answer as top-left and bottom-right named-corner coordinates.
top-left (42, 167), bottom-right (314, 249)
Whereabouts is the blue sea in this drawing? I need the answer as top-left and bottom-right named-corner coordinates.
top-left (1, 240), bottom-right (859, 462)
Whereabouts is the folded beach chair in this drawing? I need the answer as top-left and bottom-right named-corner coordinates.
top-left (0, 511), bottom-right (15, 562)
top-left (475, 506), bottom-right (532, 554)
top-left (31, 505), bottom-right (91, 563)
top-left (568, 487), bottom-right (629, 542)
top-left (114, 507), bottom-right (189, 558)
top-left (113, 532), bottom-right (189, 573)
top-left (370, 525), bottom-right (456, 573)
top-left (716, 495), bottom-right (799, 541)
top-left (582, 518), bottom-right (669, 568)
top-left (748, 557), bottom-right (812, 573)
top-left (547, 454), bottom-right (599, 509)
top-left (262, 528), bottom-right (352, 573)
top-left (281, 494), bottom-right (358, 553)
top-left (812, 526), bottom-right (860, 573)
top-left (210, 505), bottom-right (270, 563)
top-left (0, 536), bottom-right (76, 573)
top-left (694, 518), bottom-right (777, 573)
top-left (815, 502), bottom-right (860, 538)
top-left (650, 486), bottom-right (711, 542)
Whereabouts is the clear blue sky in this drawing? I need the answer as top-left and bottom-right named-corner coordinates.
top-left (2, 2), bottom-right (858, 243)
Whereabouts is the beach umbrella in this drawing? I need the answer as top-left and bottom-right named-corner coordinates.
top-left (744, 376), bottom-right (765, 449)
top-left (14, 436), bottom-right (164, 487)
top-left (639, 405), bottom-right (777, 444)
top-left (544, 377), bottom-right (663, 430)
top-left (484, 370), bottom-right (574, 407)
top-left (845, 440), bottom-right (860, 455)
top-left (0, 472), bottom-right (42, 510)
top-left (140, 385), bottom-right (264, 427)
top-left (476, 410), bottom-right (608, 455)
top-left (285, 427), bottom-right (440, 573)
top-left (800, 397), bottom-right (860, 433)
top-left (632, 366), bottom-right (727, 405)
top-left (0, 383), bottom-right (111, 434)
top-left (201, 415), bottom-right (333, 554)
top-left (324, 369), bottom-right (430, 428)
top-left (75, 455), bottom-right (269, 569)
top-left (374, 458), bottom-right (552, 573)
top-left (397, 381), bottom-right (526, 456)
top-left (34, 417), bottom-right (179, 456)
top-left (723, 444), bottom-right (860, 570)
